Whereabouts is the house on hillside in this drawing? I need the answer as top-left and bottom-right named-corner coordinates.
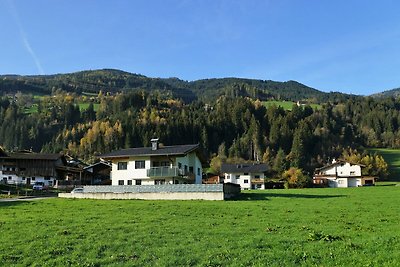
top-left (221, 163), bottom-right (268, 190)
top-left (313, 159), bottom-right (376, 188)
top-left (0, 150), bottom-right (68, 187)
top-left (99, 139), bottom-right (203, 185)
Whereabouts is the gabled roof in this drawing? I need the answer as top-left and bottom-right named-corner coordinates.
top-left (99, 144), bottom-right (199, 159)
top-left (316, 160), bottom-right (364, 171)
top-left (0, 152), bottom-right (63, 161)
top-left (221, 163), bottom-right (268, 173)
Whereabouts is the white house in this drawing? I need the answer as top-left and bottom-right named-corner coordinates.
top-left (100, 139), bottom-right (203, 186)
top-left (313, 159), bottom-right (375, 188)
top-left (221, 163), bottom-right (268, 190)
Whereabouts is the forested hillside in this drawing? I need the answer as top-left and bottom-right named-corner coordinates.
top-left (371, 87), bottom-right (400, 98)
top-left (0, 69), bottom-right (396, 183)
top-left (0, 69), bottom-right (356, 103)
top-left (0, 86), bottom-right (396, 181)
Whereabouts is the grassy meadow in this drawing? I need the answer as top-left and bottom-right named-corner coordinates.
top-left (368, 148), bottom-right (400, 180)
top-left (1, 186), bottom-right (399, 266)
top-left (262, 100), bottom-right (321, 110)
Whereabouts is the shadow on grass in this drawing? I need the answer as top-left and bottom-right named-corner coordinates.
top-left (230, 191), bottom-right (345, 201)
top-left (376, 183), bottom-right (399, 186)
top-left (0, 200), bottom-right (30, 207)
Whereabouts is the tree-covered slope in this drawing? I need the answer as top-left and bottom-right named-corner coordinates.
top-left (0, 69), bottom-right (349, 102)
top-left (371, 87), bottom-right (400, 98)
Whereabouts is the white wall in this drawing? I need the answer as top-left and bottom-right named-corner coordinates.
top-left (321, 162), bottom-right (362, 177)
top-left (337, 163), bottom-right (361, 177)
top-left (327, 177), bottom-right (362, 188)
top-left (111, 152), bottom-right (203, 185)
top-left (224, 172), bottom-right (265, 190)
top-left (1, 173), bottom-right (56, 187)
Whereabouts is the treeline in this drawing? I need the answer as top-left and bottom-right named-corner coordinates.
top-left (0, 91), bottom-right (397, 180)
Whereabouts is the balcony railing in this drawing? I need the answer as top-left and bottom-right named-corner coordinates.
top-left (147, 166), bottom-right (184, 178)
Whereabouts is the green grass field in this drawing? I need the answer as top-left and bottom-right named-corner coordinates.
top-left (263, 101), bottom-right (321, 111)
top-left (77, 103), bottom-right (100, 112)
top-left (23, 104), bottom-right (38, 114)
top-left (368, 148), bottom-right (400, 180)
top-left (1, 187), bottom-right (399, 266)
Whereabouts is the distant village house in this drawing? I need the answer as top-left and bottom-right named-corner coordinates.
top-left (221, 163), bottom-right (268, 190)
top-left (313, 159), bottom-right (376, 188)
top-left (0, 149), bottom-right (67, 187)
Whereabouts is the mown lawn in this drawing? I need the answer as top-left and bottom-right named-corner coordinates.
top-left (368, 148), bottom-right (400, 180)
top-left (1, 186), bottom-right (399, 266)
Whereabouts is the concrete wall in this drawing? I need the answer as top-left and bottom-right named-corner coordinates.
top-left (59, 192), bottom-right (224, 200)
top-left (59, 183), bottom-right (240, 200)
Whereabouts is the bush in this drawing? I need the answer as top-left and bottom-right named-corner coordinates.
top-left (282, 167), bottom-right (311, 188)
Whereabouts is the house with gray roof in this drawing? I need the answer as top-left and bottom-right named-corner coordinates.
top-left (100, 139), bottom-right (203, 186)
top-left (221, 163), bottom-right (268, 190)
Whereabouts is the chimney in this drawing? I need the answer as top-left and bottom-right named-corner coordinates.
top-left (151, 138), bottom-right (159, 151)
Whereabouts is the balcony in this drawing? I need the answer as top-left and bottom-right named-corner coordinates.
top-left (147, 166), bottom-right (185, 178)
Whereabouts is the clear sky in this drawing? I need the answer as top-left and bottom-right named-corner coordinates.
top-left (1, 0), bottom-right (399, 95)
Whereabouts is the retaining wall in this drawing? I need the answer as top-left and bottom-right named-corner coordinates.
top-left (58, 183), bottom-right (240, 200)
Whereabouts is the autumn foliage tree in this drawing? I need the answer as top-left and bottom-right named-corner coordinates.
top-left (282, 167), bottom-right (311, 188)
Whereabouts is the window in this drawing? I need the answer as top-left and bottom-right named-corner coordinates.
top-left (244, 172), bottom-right (249, 175)
top-left (135, 179), bottom-right (142, 185)
top-left (235, 175), bottom-right (240, 179)
top-left (117, 162), bottom-right (127, 170)
top-left (257, 184), bottom-right (262, 189)
top-left (8, 176), bottom-right (11, 180)
top-left (174, 180), bottom-right (179, 184)
top-left (197, 168), bottom-right (201, 176)
top-left (135, 160), bottom-right (145, 169)
top-left (350, 171), bottom-right (355, 176)
top-left (118, 180), bottom-right (124, 185)
top-left (155, 179), bottom-right (165, 185)
top-left (22, 177), bottom-right (26, 180)
top-left (161, 161), bottom-right (169, 167)
top-left (178, 162), bottom-right (182, 169)
top-left (127, 180), bottom-right (132, 185)
top-left (189, 166), bottom-right (194, 173)
top-left (31, 177), bottom-right (36, 181)
top-left (254, 175), bottom-right (260, 179)
top-left (44, 177), bottom-right (50, 180)
top-left (244, 179), bottom-right (249, 184)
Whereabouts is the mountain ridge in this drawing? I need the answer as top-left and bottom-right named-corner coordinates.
top-left (0, 68), bottom-right (357, 102)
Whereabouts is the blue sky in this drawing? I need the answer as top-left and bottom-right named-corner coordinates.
top-left (1, 0), bottom-right (399, 95)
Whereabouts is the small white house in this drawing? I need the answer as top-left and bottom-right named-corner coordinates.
top-left (100, 139), bottom-right (203, 186)
top-left (313, 159), bottom-right (375, 188)
top-left (221, 163), bottom-right (268, 190)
